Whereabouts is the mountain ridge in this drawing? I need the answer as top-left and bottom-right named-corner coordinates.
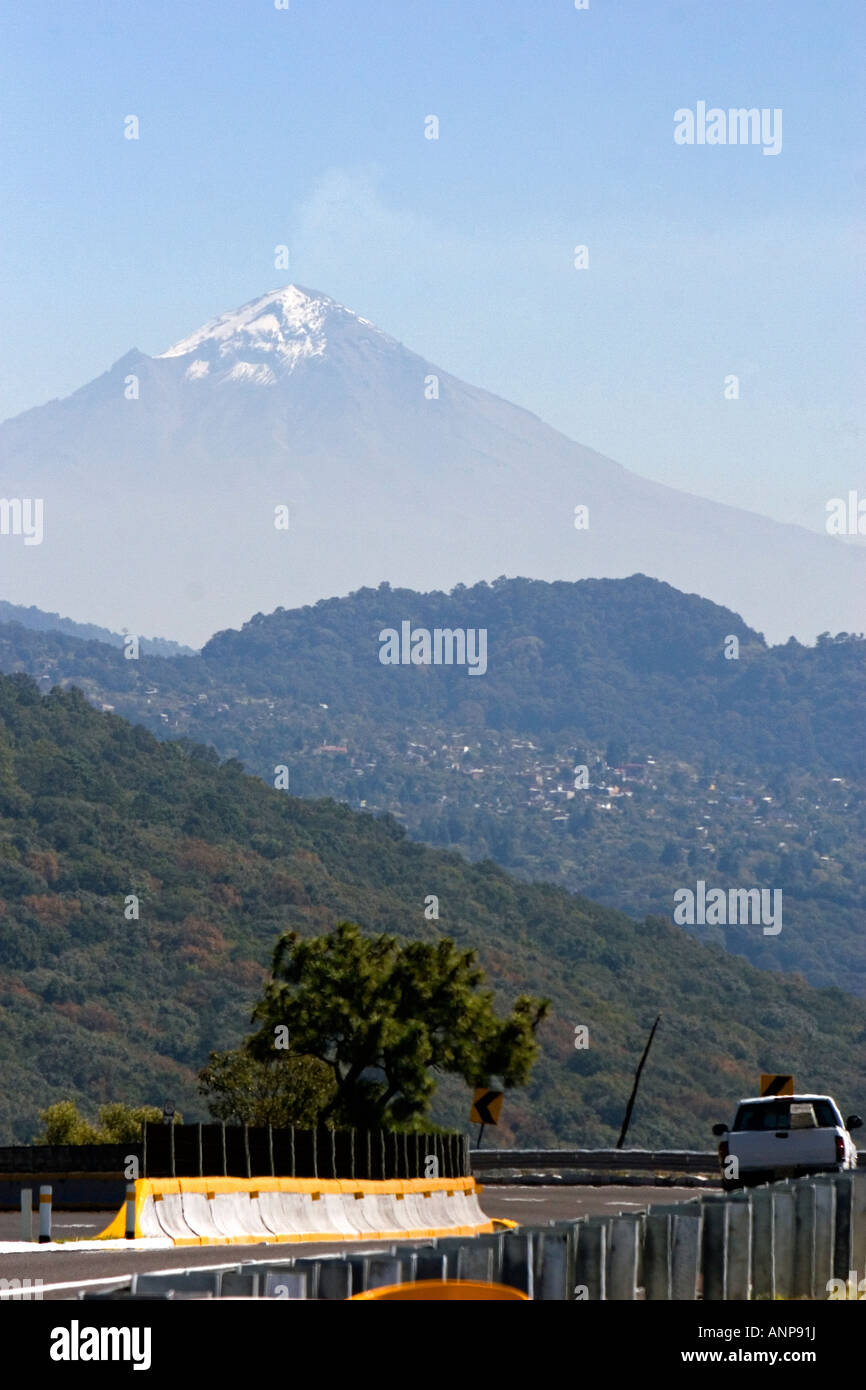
top-left (1, 286), bottom-right (862, 646)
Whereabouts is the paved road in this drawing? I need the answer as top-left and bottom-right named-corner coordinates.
top-left (0, 1185), bottom-right (701, 1299)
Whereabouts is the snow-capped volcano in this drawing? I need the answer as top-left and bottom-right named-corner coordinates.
top-left (1, 286), bottom-right (863, 647)
top-left (157, 285), bottom-right (386, 383)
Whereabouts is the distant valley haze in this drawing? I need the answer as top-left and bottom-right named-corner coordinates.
top-left (1, 285), bottom-right (862, 648)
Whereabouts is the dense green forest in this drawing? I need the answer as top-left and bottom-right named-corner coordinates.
top-left (0, 672), bottom-right (863, 1146)
top-left (0, 575), bottom-right (861, 991)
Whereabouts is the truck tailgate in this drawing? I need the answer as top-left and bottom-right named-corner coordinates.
top-left (732, 1130), bottom-right (837, 1172)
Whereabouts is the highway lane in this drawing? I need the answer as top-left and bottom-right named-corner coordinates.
top-left (0, 1185), bottom-right (703, 1299)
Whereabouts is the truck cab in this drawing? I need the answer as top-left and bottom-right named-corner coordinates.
top-left (712, 1094), bottom-right (862, 1190)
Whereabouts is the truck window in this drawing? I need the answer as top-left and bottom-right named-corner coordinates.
top-left (733, 1100), bottom-right (837, 1131)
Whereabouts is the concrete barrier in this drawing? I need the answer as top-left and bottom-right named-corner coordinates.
top-left (93, 1175), bottom-right (494, 1246)
top-left (84, 1166), bottom-right (866, 1297)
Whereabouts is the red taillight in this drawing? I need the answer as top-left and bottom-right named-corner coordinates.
top-left (836, 1135), bottom-right (845, 1162)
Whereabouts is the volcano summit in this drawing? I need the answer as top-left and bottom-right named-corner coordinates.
top-left (1, 285), bottom-right (860, 646)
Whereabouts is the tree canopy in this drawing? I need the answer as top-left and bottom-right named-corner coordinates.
top-left (34, 1100), bottom-right (180, 1145)
top-left (247, 921), bottom-right (549, 1127)
top-left (197, 1048), bottom-right (335, 1128)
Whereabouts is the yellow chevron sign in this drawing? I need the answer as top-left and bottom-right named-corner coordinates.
top-left (470, 1088), bottom-right (503, 1126)
top-left (761, 1074), bottom-right (794, 1096)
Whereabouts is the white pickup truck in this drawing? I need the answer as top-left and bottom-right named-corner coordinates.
top-left (712, 1094), bottom-right (862, 1190)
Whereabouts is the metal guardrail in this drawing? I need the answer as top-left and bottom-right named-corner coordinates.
top-left (471, 1149), bottom-right (720, 1174)
top-left (471, 1148), bottom-right (866, 1175)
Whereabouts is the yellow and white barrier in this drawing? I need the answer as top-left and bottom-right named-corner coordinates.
top-left (94, 1176), bottom-right (493, 1246)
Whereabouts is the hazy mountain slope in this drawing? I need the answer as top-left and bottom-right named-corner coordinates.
top-left (0, 672), bottom-right (863, 1147)
top-left (0, 576), bottom-right (862, 996)
top-left (1, 286), bottom-right (862, 646)
top-left (0, 601), bottom-right (194, 656)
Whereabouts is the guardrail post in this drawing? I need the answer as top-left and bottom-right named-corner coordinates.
top-left (772, 1188), bottom-right (795, 1300)
top-left (502, 1231), bottom-right (534, 1297)
top-left (221, 1121), bottom-right (227, 1177)
top-left (607, 1215), bottom-right (640, 1300)
top-left (810, 1176), bottom-right (836, 1299)
top-left (456, 1240), bottom-right (496, 1283)
top-left (536, 1228), bottom-right (572, 1301)
top-left (793, 1181), bottom-right (817, 1300)
top-left (671, 1208), bottom-right (702, 1300)
top-left (832, 1174), bottom-right (852, 1280)
top-left (318, 1260), bottom-right (353, 1301)
top-left (19, 1187), bottom-right (32, 1243)
top-left (646, 1200), bottom-right (701, 1300)
top-left (644, 1212), bottom-right (672, 1299)
top-left (124, 1181), bottom-right (136, 1240)
top-left (268, 1124), bottom-right (274, 1177)
top-left (701, 1197), bottom-right (727, 1300)
top-left (751, 1187), bottom-right (775, 1299)
top-left (726, 1193), bottom-right (752, 1300)
top-left (38, 1185), bottom-right (52, 1244)
top-left (575, 1219), bottom-right (606, 1300)
top-left (852, 1172), bottom-right (866, 1276)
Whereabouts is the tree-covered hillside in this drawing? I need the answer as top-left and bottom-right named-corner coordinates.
top-left (0, 576), bottom-right (861, 992)
top-left (0, 673), bottom-right (863, 1146)
top-left (0, 600), bottom-right (193, 657)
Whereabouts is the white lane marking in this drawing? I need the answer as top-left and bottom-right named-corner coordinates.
top-left (605, 1200), bottom-right (647, 1206)
top-left (0, 1238), bottom-right (172, 1254)
top-left (17, 1274), bottom-right (141, 1295)
top-left (494, 1197), bottom-right (546, 1202)
top-left (29, 1247), bottom-right (391, 1296)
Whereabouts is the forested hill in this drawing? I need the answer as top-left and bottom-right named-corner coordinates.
top-left (0, 600), bottom-right (194, 657)
top-left (2, 573), bottom-right (862, 772)
top-left (201, 575), bottom-right (861, 774)
top-left (0, 575), bottom-right (862, 995)
top-left (0, 672), bottom-right (864, 1146)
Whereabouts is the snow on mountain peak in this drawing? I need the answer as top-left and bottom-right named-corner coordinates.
top-left (157, 285), bottom-right (380, 381)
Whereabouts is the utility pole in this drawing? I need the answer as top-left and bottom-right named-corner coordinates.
top-left (616, 1014), bottom-right (661, 1150)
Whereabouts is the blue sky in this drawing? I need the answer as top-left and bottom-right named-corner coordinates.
top-left (0, 0), bottom-right (862, 530)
